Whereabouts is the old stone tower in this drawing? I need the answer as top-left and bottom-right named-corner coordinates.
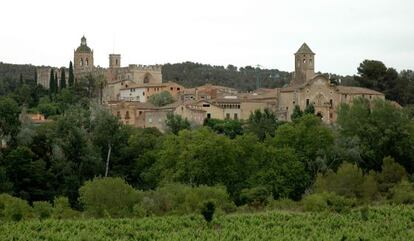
top-left (74, 36), bottom-right (94, 78)
top-left (291, 43), bottom-right (315, 86)
top-left (109, 54), bottom-right (121, 68)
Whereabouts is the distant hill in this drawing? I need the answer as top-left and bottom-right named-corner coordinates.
top-left (162, 62), bottom-right (292, 91)
top-left (0, 62), bottom-right (37, 81)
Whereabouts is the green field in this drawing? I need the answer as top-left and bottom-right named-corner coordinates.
top-left (0, 205), bottom-right (413, 241)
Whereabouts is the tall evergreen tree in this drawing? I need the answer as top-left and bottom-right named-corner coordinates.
top-left (49, 69), bottom-right (55, 100)
top-left (55, 72), bottom-right (58, 94)
top-left (60, 68), bottom-right (66, 90)
top-left (34, 69), bottom-right (37, 85)
top-left (68, 61), bottom-right (75, 87)
top-left (19, 73), bottom-right (23, 86)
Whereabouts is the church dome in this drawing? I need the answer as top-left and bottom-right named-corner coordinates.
top-left (75, 36), bottom-right (92, 53)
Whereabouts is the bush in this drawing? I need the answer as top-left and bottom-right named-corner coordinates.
top-left (33, 201), bottom-right (52, 220)
top-left (240, 187), bottom-right (270, 209)
top-left (79, 177), bottom-right (141, 218)
top-left (201, 200), bottom-right (215, 223)
top-left (302, 193), bottom-right (328, 212)
top-left (389, 180), bottom-right (414, 204)
top-left (0, 194), bottom-right (31, 221)
top-left (376, 157), bottom-right (407, 194)
top-left (267, 198), bottom-right (299, 211)
top-left (302, 192), bottom-right (356, 213)
top-left (52, 196), bottom-right (79, 219)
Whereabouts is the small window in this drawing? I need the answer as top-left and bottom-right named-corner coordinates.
top-left (234, 113), bottom-right (238, 120)
top-left (330, 99), bottom-right (333, 106)
top-left (309, 59), bottom-right (312, 64)
top-left (139, 111), bottom-right (142, 115)
top-left (80, 59), bottom-right (83, 66)
top-left (148, 118), bottom-right (152, 123)
top-left (207, 113), bottom-right (211, 119)
top-left (177, 87), bottom-right (181, 91)
top-left (303, 59), bottom-right (306, 63)
top-left (170, 87), bottom-right (173, 91)
top-left (116, 59), bottom-right (118, 65)
top-left (330, 113), bottom-right (333, 119)
top-left (116, 111), bottom-right (120, 117)
top-left (226, 113), bottom-right (230, 119)
top-left (125, 111), bottom-right (130, 119)
top-left (143, 92), bottom-right (145, 96)
top-left (306, 99), bottom-right (310, 106)
top-left (86, 58), bottom-right (89, 66)
top-left (202, 104), bottom-right (210, 107)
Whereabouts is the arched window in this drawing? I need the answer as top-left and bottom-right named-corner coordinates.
top-left (80, 58), bottom-right (83, 66)
top-left (303, 59), bottom-right (306, 63)
top-left (116, 59), bottom-right (118, 65)
top-left (86, 58), bottom-right (89, 66)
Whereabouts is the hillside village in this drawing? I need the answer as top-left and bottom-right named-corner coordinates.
top-left (35, 36), bottom-right (385, 131)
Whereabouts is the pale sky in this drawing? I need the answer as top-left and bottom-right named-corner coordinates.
top-left (1, 0), bottom-right (413, 75)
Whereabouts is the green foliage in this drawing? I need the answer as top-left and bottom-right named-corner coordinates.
top-left (376, 156), bottom-right (407, 194)
top-left (302, 192), bottom-right (356, 213)
top-left (165, 113), bottom-right (190, 134)
top-left (52, 196), bottom-right (79, 219)
top-left (68, 61), bottom-right (74, 87)
top-left (389, 180), bottom-right (414, 204)
top-left (204, 118), bottom-right (243, 138)
top-left (304, 104), bottom-right (315, 115)
top-left (314, 163), bottom-right (378, 200)
top-left (148, 91), bottom-right (175, 107)
top-left (0, 194), bottom-right (31, 221)
top-left (239, 186), bottom-right (270, 208)
top-left (60, 68), bottom-right (66, 90)
top-left (79, 177), bottom-right (140, 218)
top-left (245, 108), bottom-right (280, 141)
top-left (337, 98), bottom-right (414, 172)
top-left (0, 96), bottom-right (20, 139)
top-left (271, 115), bottom-right (334, 175)
top-left (162, 62), bottom-right (290, 91)
top-left (291, 105), bottom-right (303, 121)
top-left (201, 200), bottom-right (215, 223)
top-left (33, 201), bottom-right (53, 220)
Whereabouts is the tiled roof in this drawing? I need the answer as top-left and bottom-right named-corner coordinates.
top-left (336, 86), bottom-right (383, 95)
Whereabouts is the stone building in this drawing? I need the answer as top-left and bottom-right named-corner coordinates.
top-left (74, 36), bottom-right (94, 79)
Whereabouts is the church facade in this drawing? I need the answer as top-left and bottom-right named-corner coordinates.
top-left (275, 43), bottom-right (384, 123)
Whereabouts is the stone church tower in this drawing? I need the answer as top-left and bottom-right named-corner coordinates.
top-left (291, 43), bottom-right (315, 86)
top-left (74, 36), bottom-right (94, 78)
top-left (109, 54), bottom-right (121, 68)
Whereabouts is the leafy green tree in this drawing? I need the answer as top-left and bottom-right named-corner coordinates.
top-left (68, 61), bottom-right (74, 87)
top-left (271, 115), bottom-right (334, 176)
top-left (337, 98), bottom-right (414, 172)
top-left (148, 91), bottom-right (175, 107)
top-left (0, 96), bottom-right (21, 143)
top-left (245, 108), bottom-right (280, 141)
top-left (251, 147), bottom-right (309, 200)
top-left (375, 156), bottom-right (407, 194)
top-left (60, 68), bottom-right (66, 90)
top-left (203, 118), bottom-right (243, 138)
top-left (304, 104), bottom-right (315, 115)
top-left (291, 105), bottom-right (303, 121)
top-left (79, 177), bottom-right (140, 218)
top-left (165, 113), bottom-right (190, 134)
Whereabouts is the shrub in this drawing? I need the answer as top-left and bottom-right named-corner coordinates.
top-left (302, 193), bottom-right (327, 212)
top-left (201, 200), bottom-right (215, 223)
top-left (52, 196), bottom-right (79, 219)
top-left (33, 201), bottom-right (52, 220)
top-left (0, 194), bottom-right (31, 221)
top-left (267, 198), bottom-right (299, 211)
top-left (389, 180), bottom-right (414, 204)
top-left (302, 192), bottom-right (355, 213)
top-left (79, 177), bottom-right (141, 218)
top-left (376, 157), bottom-right (407, 194)
top-left (240, 186), bottom-right (271, 209)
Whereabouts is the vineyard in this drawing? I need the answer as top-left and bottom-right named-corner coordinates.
top-left (0, 205), bottom-right (413, 241)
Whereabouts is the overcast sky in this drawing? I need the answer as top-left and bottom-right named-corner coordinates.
top-left (1, 0), bottom-right (413, 75)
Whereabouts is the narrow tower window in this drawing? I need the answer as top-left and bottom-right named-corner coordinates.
top-left (80, 59), bottom-right (83, 66)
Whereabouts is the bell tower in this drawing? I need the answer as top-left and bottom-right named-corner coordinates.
top-left (74, 36), bottom-right (94, 78)
top-left (109, 54), bottom-right (121, 68)
top-left (291, 43), bottom-right (315, 86)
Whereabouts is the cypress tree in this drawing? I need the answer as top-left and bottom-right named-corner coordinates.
top-left (68, 61), bottom-right (74, 87)
top-left (60, 68), bottom-right (66, 90)
top-left (55, 72), bottom-right (59, 94)
top-left (34, 69), bottom-right (37, 85)
top-left (19, 73), bottom-right (23, 86)
top-left (49, 69), bottom-right (55, 100)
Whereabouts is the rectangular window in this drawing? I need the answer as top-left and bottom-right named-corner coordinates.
top-left (202, 104), bottom-right (210, 107)
top-left (330, 99), bottom-right (333, 107)
top-left (234, 113), bottom-right (238, 120)
top-left (226, 113), bottom-right (230, 119)
top-left (306, 99), bottom-right (310, 106)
